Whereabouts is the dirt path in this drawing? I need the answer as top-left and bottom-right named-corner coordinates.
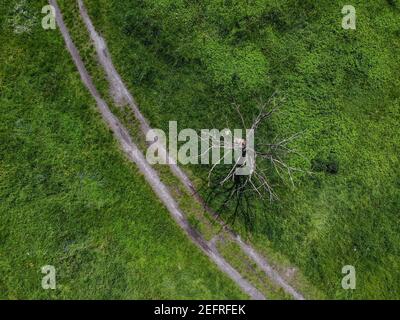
top-left (76, 0), bottom-right (305, 300)
top-left (77, 0), bottom-right (195, 193)
top-left (50, 0), bottom-right (265, 300)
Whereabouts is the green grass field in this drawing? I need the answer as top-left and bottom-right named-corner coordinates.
top-left (83, 0), bottom-right (400, 299)
top-left (0, 0), bottom-right (246, 299)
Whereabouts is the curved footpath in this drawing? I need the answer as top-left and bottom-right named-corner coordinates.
top-left (50, 0), bottom-right (265, 300)
top-left (77, 0), bottom-right (305, 301)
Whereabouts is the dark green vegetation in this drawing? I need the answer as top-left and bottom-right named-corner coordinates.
top-left (0, 0), bottom-right (246, 299)
top-left (85, 0), bottom-right (400, 298)
top-left (58, 0), bottom-right (321, 299)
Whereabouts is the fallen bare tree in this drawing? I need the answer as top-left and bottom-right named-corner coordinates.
top-left (202, 94), bottom-right (306, 229)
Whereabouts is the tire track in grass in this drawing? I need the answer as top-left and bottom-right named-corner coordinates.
top-left (50, 0), bottom-right (265, 300)
top-left (76, 0), bottom-right (305, 300)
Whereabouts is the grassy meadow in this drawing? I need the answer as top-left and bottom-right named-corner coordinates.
top-left (0, 0), bottom-right (246, 299)
top-left (83, 0), bottom-right (400, 299)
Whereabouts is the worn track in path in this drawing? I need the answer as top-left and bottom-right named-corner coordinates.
top-left (76, 0), bottom-right (305, 301)
top-left (50, 0), bottom-right (266, 300)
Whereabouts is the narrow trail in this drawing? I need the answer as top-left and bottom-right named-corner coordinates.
top-left (77, 0), bottom-right (194, 192)
top-left (50, 0), bottom-right (265, 300)
top-left (76, 0), bottom-right (305, 301)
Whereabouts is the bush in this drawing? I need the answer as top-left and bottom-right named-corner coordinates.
top-left (311, 153), bottom-right (339, 174)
